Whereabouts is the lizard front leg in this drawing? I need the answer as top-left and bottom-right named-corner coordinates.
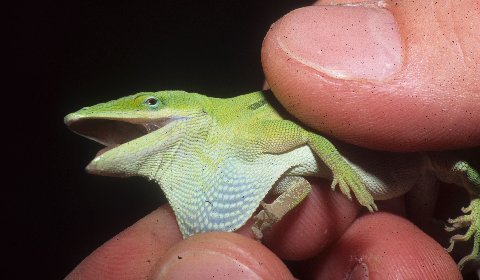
top-left (250, 120), bottom-right (378, 213)
top-left (307, 133), bottom-right (378, 212)
top-left (252, 176), bottom-right (311, 239)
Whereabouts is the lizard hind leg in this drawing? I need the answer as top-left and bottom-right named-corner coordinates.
top-left (252, 176), bottom-right (312, 240)
top-left (444, 161), bottom-right (480, 270)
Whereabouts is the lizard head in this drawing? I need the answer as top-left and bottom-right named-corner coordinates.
top-left (64, 90), bottom-right (211, 176)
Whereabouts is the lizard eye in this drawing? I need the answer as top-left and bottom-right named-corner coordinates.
top-left (144, 97), bottom-right (160, 108)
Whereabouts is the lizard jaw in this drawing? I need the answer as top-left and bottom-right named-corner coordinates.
top-left (65, 115), bottom-right (182, 176)
top-left (64, 116), bottom-right (175, 152)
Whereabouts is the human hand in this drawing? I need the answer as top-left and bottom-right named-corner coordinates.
top-left (262, 0), bottom-right (480, 152)
top-left (261, 0), bottom-right (478, 278)
top-left (65, 188), bottom-right (463, 279)
top-left (66, 1), bottom-right (478, 279)
top-left (65, 206), bottom-right (295, 279)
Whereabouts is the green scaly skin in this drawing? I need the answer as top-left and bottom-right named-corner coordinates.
top-left (65, 90), bottom-right (479, 270)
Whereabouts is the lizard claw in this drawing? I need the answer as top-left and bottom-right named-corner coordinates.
top-left (252, 210), bottom-right (267, 240)
top-left (252, 204), bottom-right (282, 240)
top-left (333, 178), bottom-right (352, 200)
top-left (331, 179), bottom-right (338, 191)
top-left (331, 166), bottom-right (377, 212)
top-left (461, 204), bottom-right (472, 213)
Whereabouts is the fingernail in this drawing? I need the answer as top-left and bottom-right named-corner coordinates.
top-left (274, 6), bottom-right (401, 81)
top-left (155, 249), bottom-right (262, 280)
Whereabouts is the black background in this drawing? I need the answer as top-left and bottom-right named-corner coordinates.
top-left (11, 2), bottom-right (479, 279)
top-left (9, 1), bottom-right (312, 278)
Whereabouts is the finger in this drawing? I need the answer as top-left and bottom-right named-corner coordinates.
top-left (150, 232), bottom-right (294, 279)
top-left (301, 212), bottom-right (462, 279)
top-left (315, 0), bottom-right (366, 4)
top-left (66, 205), bottom-right (182, 280)
top-left (261, 180), bottom-right (360, 260)
top-left (262, 2), bottom-right (480, 151)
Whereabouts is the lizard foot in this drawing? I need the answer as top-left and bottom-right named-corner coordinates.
top-left (445, 198), bottom-right (480, 270)
top-left (331, 166), bottom-right (378, 212)
top-left (252, 202), bottom-right (282, 240)
top-left (251, 176), bottom-right (312, 240)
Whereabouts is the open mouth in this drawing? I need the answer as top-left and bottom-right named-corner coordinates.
top-left (65, 117), bottom-right (174, 155)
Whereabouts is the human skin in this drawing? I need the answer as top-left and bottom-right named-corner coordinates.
top-left (66, 1), bottom-right (478, 279)
top-left (263, 0), bottom-right (480, 152)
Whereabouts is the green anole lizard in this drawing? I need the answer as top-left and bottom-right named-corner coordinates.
top-left (65, 90), bottom-right (479, 270)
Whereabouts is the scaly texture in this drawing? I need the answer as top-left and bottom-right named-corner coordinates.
top-left (65, 90), bottom-right (479, 270)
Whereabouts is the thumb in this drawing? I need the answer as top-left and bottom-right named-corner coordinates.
top-left (262, 1), bottom-right (480, 151)
top-left (150, 233), bottom-right (294, 279)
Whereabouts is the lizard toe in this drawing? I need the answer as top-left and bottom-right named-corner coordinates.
top-left (445, 198), bottom-right (480, 269)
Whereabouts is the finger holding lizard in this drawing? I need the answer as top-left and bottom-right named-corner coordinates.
top-left (66, 205), bottom-right (293, 279)
top-left (261, 0), bottom-right (479, 277)
top-left (65, 1), bottom-right (479, 279)
top-left (262, 0), bottom-right (480, 152)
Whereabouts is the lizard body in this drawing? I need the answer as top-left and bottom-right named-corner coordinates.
top-left (65, 90), bottom-right (479, 269)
